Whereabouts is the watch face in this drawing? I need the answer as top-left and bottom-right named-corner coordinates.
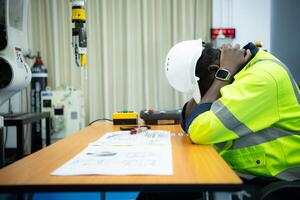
top-left (216, 69), bottom-right (229, 79)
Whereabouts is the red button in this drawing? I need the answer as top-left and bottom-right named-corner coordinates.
top-left (148, 108), bottom-right (155, 114)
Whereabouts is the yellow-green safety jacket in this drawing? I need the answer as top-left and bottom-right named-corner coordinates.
top-left (181, 43), bottom-right (300, 181)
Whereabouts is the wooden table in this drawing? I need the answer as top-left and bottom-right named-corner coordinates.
top-left (0, 121), bottom-right (242, 193)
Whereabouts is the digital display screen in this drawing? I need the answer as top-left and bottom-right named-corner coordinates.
top-left (54, 108), bottom-right (64, 115)
top-left (217, 70), bottom-right (228, 79)
top-left (43, 99), bottom-right (52, 108)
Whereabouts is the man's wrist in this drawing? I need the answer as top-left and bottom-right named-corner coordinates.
top-left (219, 64), bottom-right (239, 76)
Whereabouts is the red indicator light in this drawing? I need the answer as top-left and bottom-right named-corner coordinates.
top-left (211, 28), bottom-right (235, 39)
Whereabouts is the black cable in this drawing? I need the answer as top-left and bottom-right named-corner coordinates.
top-left (88, 118), bottom-right (113, 126)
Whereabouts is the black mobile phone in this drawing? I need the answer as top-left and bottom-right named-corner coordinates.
top-left (119, 125), bottom-right (151, 131)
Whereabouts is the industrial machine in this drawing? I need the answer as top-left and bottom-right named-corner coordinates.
top-left (0, 0), bottom-right (87, 105)
top-left (0, 0), bottom-right (30, 167)
top-left (0, 0), bottom-right (31, 106)
top-left (41, 87), bottom-right (85, 143)
top-left (0, 0), bottom-right (88, 164)
top-left (0, 0), bottom-right (87, 106)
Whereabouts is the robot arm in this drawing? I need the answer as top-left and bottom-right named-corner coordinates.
top-left (0, 48), bottom-right (31, 106)
top-left (0, 0), bottom-right (31, 106)
top-left (71, 0), bottom-right (87, 73)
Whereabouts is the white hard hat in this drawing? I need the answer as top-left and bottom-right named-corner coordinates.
top-left (165, 39), bottom-right (203, 103)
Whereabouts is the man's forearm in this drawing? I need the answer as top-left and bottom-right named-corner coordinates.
top-left (184, 79), bottom-right (228, 119)
top-left (201, 79), bottom-right (229, 103)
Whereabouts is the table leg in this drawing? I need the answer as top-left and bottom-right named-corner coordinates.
top-left (101, 192), bottom-right (106, 200)
top-left (46, 117), bottom-right (51, 146)
top-left (17, 192), bottom-right (24, 200)
top-left (213, 192), bottom-right (234, 200)
top-left (16, 122), bottom-right (24, 159)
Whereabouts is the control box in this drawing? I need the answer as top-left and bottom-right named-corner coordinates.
top-left (41, 87), bottom-right (85, 143)
top-left (140, 109), bottom-right (181, 125)
top-left (112, 111), bottom-right (138, 125)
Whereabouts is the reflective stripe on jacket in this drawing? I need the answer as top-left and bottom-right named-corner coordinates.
top-left (187, 49), bottom-right (300, 181)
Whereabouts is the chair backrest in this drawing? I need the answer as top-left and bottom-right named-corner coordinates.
top-left (257, 181), bottom-right (300, 200)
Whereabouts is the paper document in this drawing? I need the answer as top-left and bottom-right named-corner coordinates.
top-left (89, 130), bottom-right (171, 146)
top-left (52, 130), bottom-right (173, 176)
top-left (52, 144), bottom-right (173, 176)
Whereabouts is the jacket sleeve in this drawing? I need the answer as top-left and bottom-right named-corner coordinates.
top-left (187, 70), bottom-right (280, 144)
top-left (181, 102), bottom-right (212, 133)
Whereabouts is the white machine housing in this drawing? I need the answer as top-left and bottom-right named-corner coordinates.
top-left (41, 87), bottom-right (85, 143)
top-left (0, 0), bottom-right (31, 106)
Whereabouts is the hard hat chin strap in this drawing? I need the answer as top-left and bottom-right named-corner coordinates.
top-left (191, 84), bottom-right (201, 103)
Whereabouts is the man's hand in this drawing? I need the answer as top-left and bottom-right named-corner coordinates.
top-left (220, 44), bottom-right (252, 75)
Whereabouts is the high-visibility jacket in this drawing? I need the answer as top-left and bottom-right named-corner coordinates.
top-left (182, 44), bottom-right (300, 181)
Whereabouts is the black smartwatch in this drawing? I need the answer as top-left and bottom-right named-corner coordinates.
top-left (215, 68), bottom-right (234, 82)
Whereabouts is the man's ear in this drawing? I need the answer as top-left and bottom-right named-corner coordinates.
top-left (208, 64), bottom-right (219, 74)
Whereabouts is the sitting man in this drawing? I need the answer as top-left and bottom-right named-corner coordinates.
top-left (164, 39), bottom-right (300, 199)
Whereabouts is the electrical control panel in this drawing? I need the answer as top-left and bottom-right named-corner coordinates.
top-left (41, 87), bottom-right (85, 143)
